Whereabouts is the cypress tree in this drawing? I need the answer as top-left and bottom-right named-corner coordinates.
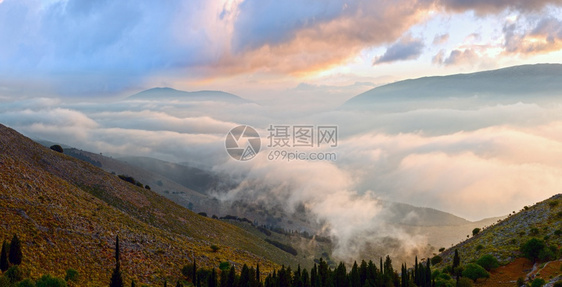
top-left (8, 234), bottom-right (22, 265)
top-left (256, 264), bottom-right (260, 283)
top-left (453, 249), bottom-right (461, 283)
top-left (414, 256), bottom-right (418, 284)
top-left (359, 260), bottom-right (367, 286)
top-left (302, 268), bottom-right (311, 287)
top-left (350, 261), bottom-right (360, 287)
top-left (176, 281), bottom-right (184, 287)
top-left (240, 264), bottom-right (250, 287)
top-left (220, 268), bottom-right (228, 287)
top-left (131, 280), bottom-right (136, 287)
top-left (227, 265), bottom-right (236, 287)
top-left (452, 249), bottom-right (460, 270)
top-left (109, 235), bottom-right (124, 287)
top-left (310, 264), bottom-right (318, 287)
top-left (208, 269), bottom-right (218, 287)
top-left (425, 258), bottom-right (431, 287)
top-left (193, 257), bottom-right (197, 283)
top-left (0, 240), bottom-right (8, 272)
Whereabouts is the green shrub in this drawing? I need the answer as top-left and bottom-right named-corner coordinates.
top-left (16, 279), bottom-right (36, 287)
top-left (64, 269), bottom-right (79, 282)
top-left (521, 238), bottom-right (547, 262)
top-left (531, 278), bottom-right (546, 287)
top-left (36, 275), bottom-right (67, 287)
top-left (219, 262), bottom-right (230, 271)
top-left (462, 263), bottom-right (490, 283)
top-left (517, 277), bottom-right (525, 287)
top-left (538, 245), bottom-right (557, 261)
top-left (476, 244), bottom-right (484, 251)
top-left (439, 247), bottom-right (446, 252)
top-left (549, 200), bottom-right (559, 208)
top-left (50, 145), bottom-right (64, 153)
top-left (553, 281), bottom-right (562, 287)
top-left (5, 266), bottom-right (23, 283)
top-left (476, 254), bottom-right (500, 271)
top-left (472, 228), bottom-right (481, 236)
top-left (431, 255), bottom-right (443, 265)
top-left (210, 245), bottom-right (220, 252)
top-left (530, 228), bottom-right (540, 236)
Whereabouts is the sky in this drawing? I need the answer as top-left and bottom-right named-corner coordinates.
top-left (2, 0), bottom-right (562, 260)
top-left (0, 0), bottom-right (562, 101)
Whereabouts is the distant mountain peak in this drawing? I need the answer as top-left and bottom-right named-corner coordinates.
top-left (128, 87), bottom-right (250, 103)
top-left (343, 63), bottom-right (562, 110)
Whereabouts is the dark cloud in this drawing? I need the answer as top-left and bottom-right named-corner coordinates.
top-left (373, 37), bottom-right (425, 65)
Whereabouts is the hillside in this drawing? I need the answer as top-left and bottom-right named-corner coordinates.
top-left (0, 124), bottom-right (304, 285)
top-left (343, 64), bottom-right (562, 111)
top-left (434, 194), bottom-right (562, 285)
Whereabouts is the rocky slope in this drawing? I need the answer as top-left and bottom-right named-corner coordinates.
top-left (0, 124), bottom-right (301, 285)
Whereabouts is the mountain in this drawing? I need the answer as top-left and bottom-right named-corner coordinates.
top-left (343, 64), bottom-right (562, 111)
top-left (435, 194), bottom-right (562, 286)
top-left (128, 87), bottom-right (250, 103)
top-left (0, 123), bottom-right (309, 285)
top-left (380, 201), bottom-right (470, 226)
top-left (43, 145), bottom-right (496, 250)
top-left (116, 156), bottom-right (222, 194)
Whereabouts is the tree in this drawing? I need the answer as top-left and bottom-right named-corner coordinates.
top-left (17, 278), bottom-right (36, 287)
top-left (472, 228), bottom-right (480, 237)
top-left (109, 235), bottom-right (124, 287)
top-left (462, 263), bottom-right (489, 283)
top-left (211, 245), bottom-right (220, 252)
top-left (227, 266), bottom-right (236, 287)
top-left (65, 268), bottom-right (79, 283)
top-left (36, 274), bottom-right (67, 287)
top-left (521, 238), bottom-right (547, 262)
top-left (9, 234), bottom-right (22, 265)
top-left (452, 249), bottom-right (461, 282)
top-left (5, 265), bottom-right (23, 283)
top-left (208, 269), bottom-right (218, 287)
top-left (476, 255), bottom-right (499, 271)
top-left (452, 250), bottom-right (460, 270)
top-left (531, 278), bottom-right (546, 287)
top-left (431, 256), bottom-right (443, 265)
top-left (0, 240), bottom-right (8, 272)
top-left (50, 145), bottom-right (64, 153)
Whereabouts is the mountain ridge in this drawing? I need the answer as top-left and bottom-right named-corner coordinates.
top-left (128, 87), bottom-right (250, 103)
top-left (343, 63), bottom-right (562, 110)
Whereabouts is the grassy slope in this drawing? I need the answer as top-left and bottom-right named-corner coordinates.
top-left (0, 124), bottom-right (301, 286)
top-left (436, 194), bottom-right (562, 266)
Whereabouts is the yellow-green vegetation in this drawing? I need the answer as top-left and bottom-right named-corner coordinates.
top-left (0, 124), bottom-right (292, 285)
top-left (435, 194), bottom-right (562, 267)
